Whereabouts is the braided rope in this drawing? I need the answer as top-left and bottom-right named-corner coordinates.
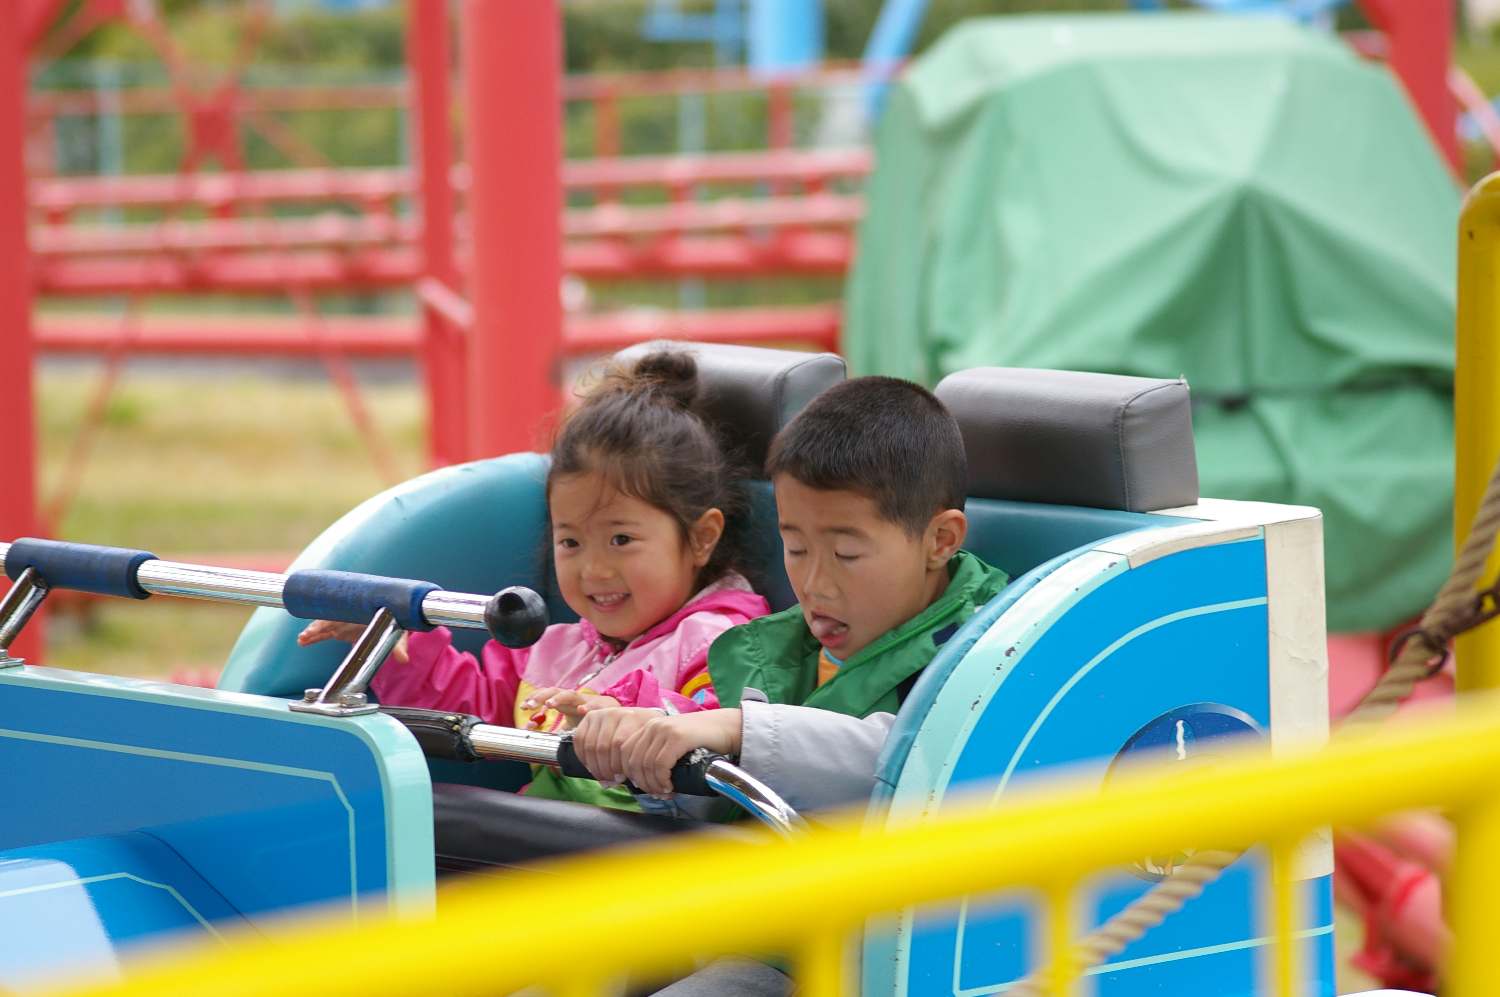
top-left (1008, 454), bottom-right (1500, 995)
top-left (1350, 453), bottom-right (1500, 725)
top-left (1006, 850), bottom-right (1242, 997)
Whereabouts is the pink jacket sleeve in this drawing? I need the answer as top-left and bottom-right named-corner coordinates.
top-left (600, 645), bottom-right (719, 714)
top-left (599, 602), bottom-right (765, 714)
top-left (370, 626), bottom-right (528, 726)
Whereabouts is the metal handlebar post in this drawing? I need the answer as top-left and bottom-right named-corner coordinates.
top-left (291, 607), bottom-right (404, 718)
top-left (0, 567), bottom-right (48, 668)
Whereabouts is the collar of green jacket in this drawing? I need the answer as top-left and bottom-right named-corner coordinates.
top-left (707, 550), bottom-right (1010, 718)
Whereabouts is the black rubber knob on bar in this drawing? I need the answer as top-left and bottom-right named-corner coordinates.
top-left (380, 706), bottom-right (482, 762)
top-left (556, 734), bottom-right (725, 797)
top-left (484, 586), bottom-right (548, 648)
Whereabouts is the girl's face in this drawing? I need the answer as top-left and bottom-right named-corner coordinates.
top-left (549, 471), bottom-right (722, 642)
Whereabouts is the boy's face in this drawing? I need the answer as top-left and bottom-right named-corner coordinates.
top-left (773, 474), bottom-right (957, 661)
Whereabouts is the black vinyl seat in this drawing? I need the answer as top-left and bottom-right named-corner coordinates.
top-left (432, 784), bottom-right (758, 874)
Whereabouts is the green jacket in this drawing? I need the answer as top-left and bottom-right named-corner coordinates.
top-left (526, 769), bottom-right (639, 812)
top-left (707, 551), bottom-right (1010, 718)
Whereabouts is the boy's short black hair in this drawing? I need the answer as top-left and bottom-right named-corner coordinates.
top-left (765, 376), bottom-right (967, 534)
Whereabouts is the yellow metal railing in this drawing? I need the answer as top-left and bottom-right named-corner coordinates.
top-left (41, 691), bottom-right (1500, 997)
top-left (1457, 173), bottom-right (1500, 690)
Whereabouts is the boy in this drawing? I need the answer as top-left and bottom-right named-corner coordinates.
top-left (573, 375), bottom-right (1010, 813)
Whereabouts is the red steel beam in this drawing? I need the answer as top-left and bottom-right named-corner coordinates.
top-left (461, 0), bottom-right (562, 458)
top-left (32, 214), bottom-right (417, 255)
top-left (566, 148), bottom-right (869, 193)
top-left (34, 249), bottom-right (424, 294)
top-left (34, 314), bottom-right (419, 357)
top-left (1358, 0), bottom-right (1459, 172)
top-left (32, 167), bottom-right (414, 213)
top-left (28, 83), bottom-right (408, 119)
top-left (31, 192), bottom-right (862, 256)
top-left (30, 149), bottom-right (872, 214)
top-left (559, 61), bottom-right (867, 100)
top-left (23, 0), bottom-right (69, 51)
top-left (2, 0), bottom-right (42, 660)
top-left (408, 0), bottom-right (467, 466)
top-left (568, 191), bottom-right (862, 236)
top-left (32, 231), bottom-right (854, 295)
top-left (33, 305), bottom-right (841, 358)
top-left (23, 62), bottom-right (875, 121)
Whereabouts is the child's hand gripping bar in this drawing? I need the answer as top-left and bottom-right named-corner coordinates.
top-left (0, 539), bottom-right (550, 712)
top-left (380, 705), bottom-right (806, 835)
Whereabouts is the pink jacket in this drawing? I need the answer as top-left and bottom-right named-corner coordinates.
top-left (371, 572), bottom-right (769, 731)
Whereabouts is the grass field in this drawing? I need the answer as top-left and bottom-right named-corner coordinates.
top-left (36, 363), bottom-right (426, 676)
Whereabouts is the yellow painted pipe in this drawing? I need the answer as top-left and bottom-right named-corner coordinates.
top-left (38, 694), bottom-right (1500, 997)
top-left (1268, 839), bottom-right (1300, 997)
top-left (1456, 173), bottom-right (1500, 691)
top-left (1448, 795), bottom-right (1500, 997)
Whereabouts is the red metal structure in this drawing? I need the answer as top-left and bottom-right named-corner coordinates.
top-left (461, 0), bottom-right (563, 458)
top-left (26, 153), bottom-right (865, 290)
top-left (1361, 0), bottom-right (1459, 171)
top-left (2, 1), bottom-right (39, 664)
top-left (1, 0), bottom-right (1472, 576)
top-left (22, 33), bottom-right (862, 480)
top-left (409, 0), bottom-right (465, 466)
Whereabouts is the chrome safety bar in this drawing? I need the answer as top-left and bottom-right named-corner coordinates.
top-left (469, 724), bottom-right (572, 766)
top-left (0, 541), bottom-right (495, 633)
top-left (0, 540), bottom-right (528, 717)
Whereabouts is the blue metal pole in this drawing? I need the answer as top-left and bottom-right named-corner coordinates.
top-left (860, 0), bottom-right (930, 121)
top-left (747, 0), bottom-right (824, 75)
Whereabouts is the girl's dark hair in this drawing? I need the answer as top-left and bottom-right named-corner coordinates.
top-left (548, 350), bottom-right (747, 589)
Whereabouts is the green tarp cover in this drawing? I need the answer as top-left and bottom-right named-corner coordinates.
top-left (845, 13), bottom-right (1459, 632)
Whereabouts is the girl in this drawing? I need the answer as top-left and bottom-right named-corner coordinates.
top-left (298, 350), bottom-right (769, 809)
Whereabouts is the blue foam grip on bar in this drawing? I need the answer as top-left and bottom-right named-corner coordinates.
top-left (282, 569), bottom-right (440, 632)
top-left (4, 537), bottom-right (157, 600)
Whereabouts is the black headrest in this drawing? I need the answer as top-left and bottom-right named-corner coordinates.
top-left (935, 368), bottom-right (1199, 512)
top-left (613, 341), bottom-right (846, 470)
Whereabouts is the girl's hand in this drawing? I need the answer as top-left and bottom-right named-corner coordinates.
top-left (571, 706), bottom-right (668, 781)
top-left (620, 709), bottom-right (743, 798)
top-left (297, 620), bottom-right (408, 665)
top-left (521, 688), bottom-right (622, 730)
top-left (297, 619), bottom-right (367, 646)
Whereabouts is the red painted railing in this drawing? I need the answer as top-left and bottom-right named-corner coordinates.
top-left (24, 25), bottom-right (872, 509)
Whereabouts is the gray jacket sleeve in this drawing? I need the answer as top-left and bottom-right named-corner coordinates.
top-left (735, 693), bottom-right (896, 814)
top-left (652, 688), bottom-right (896, 820)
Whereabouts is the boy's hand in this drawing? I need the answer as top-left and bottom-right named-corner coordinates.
top-left (621, 709), bottom-right (743, 797)
top-left (521, 688), bottom-right (621, 730)
top-left (570, 706), bottom-right (667, 782)
top-left (297, 620), bottom-right (409, 665)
